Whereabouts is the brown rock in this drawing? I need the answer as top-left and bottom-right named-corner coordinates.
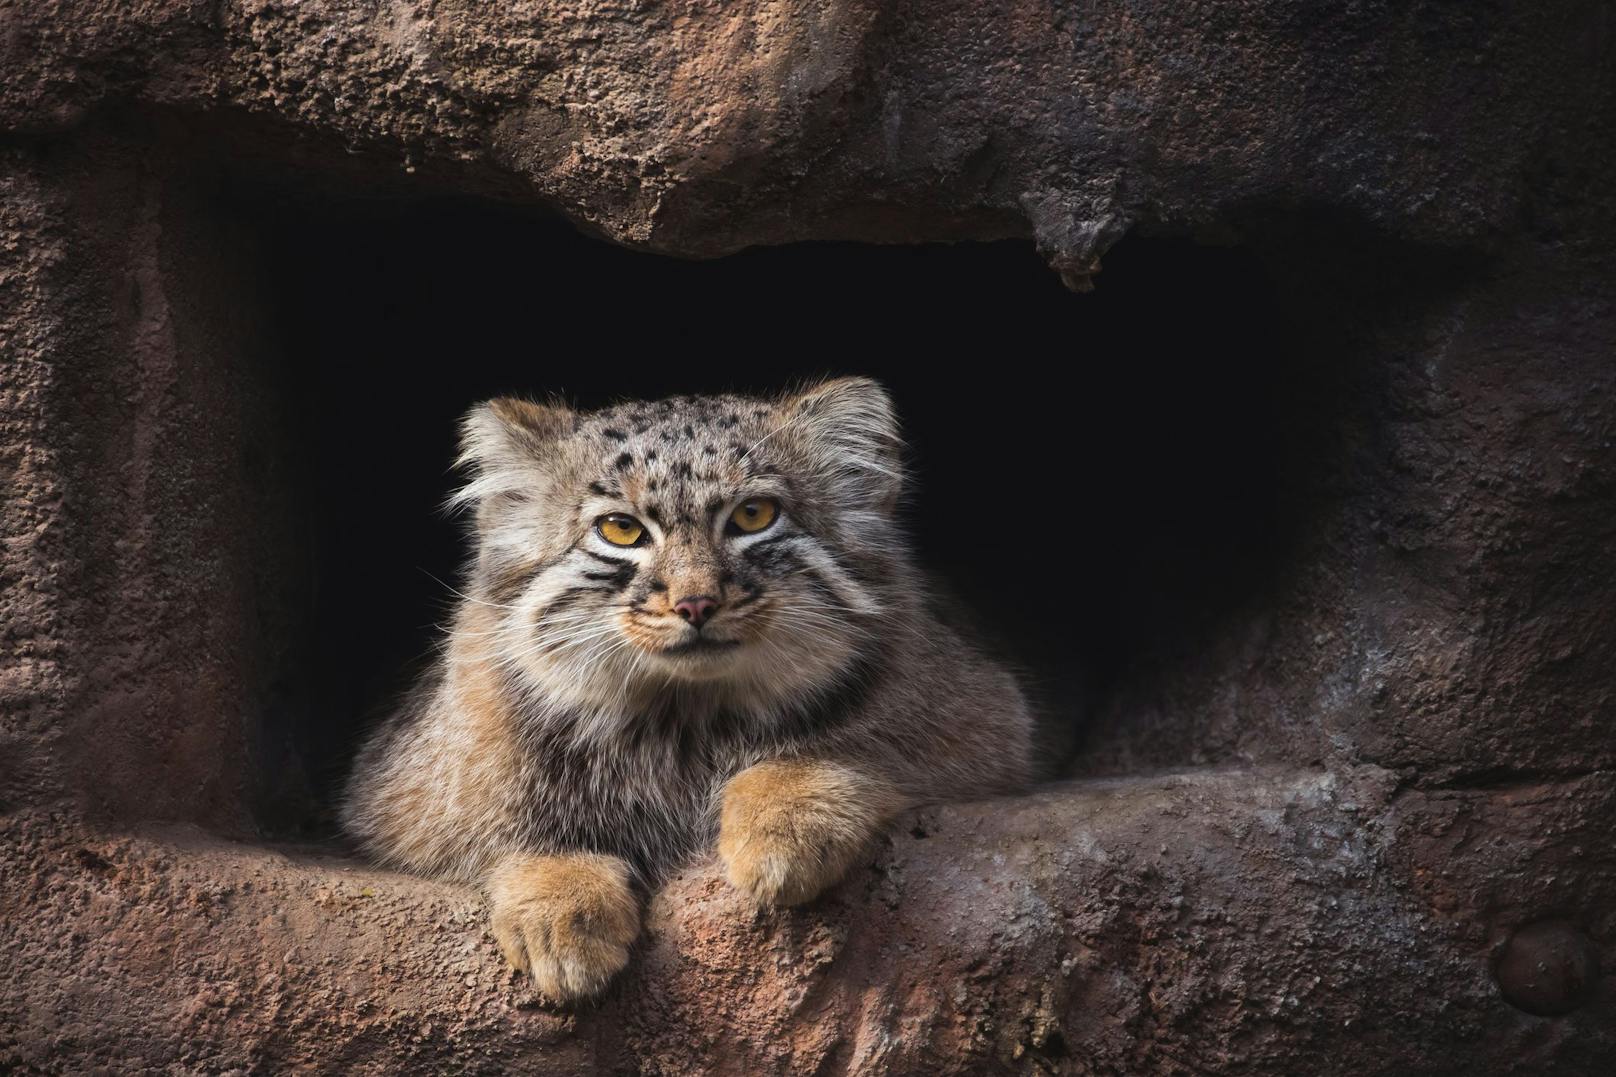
top-left (2, 0), bottom-right (1614, 1072)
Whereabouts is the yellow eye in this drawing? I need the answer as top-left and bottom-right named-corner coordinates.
top-left (729, 498), bottom-right (778, 534)
top-left (595, 513), bottom-right (646, 547)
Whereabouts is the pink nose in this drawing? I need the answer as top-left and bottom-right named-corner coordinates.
top-left (673, 595), bottom-right (719, 628)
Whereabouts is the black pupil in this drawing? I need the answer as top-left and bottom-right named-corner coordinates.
top-left (743, 504), bottom-right (758, 516)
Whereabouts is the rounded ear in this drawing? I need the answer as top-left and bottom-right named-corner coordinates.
top-left (777, 377), bottom-right (903, 512)
top-left (449, 396), bottom-right (575, 511)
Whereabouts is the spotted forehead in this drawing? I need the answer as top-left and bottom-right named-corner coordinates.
top-left (576, 395), bottom-right (782, 514)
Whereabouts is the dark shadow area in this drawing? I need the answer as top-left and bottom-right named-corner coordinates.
top-left (239, 190), bottom-right (1328, 835)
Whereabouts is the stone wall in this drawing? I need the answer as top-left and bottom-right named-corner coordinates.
top-left (2, 1), bottom-right (1612, 1071)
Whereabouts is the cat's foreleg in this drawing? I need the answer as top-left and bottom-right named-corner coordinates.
top-left (717, 759), bottom-right (906, 906)
top-left (486, 851), bottom-right (641, 1000)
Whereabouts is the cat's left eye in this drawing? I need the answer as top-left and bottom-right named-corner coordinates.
top-left (727, 498), bottom-right (778, 535)
top-left (596, 513), bottom-right (647, 547)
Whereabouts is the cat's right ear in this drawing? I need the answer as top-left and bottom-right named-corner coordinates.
top-left (449, 397), bottom-right (575, 512)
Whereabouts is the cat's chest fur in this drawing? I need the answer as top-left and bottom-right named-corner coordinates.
top-left (511, 705), bottom-right (765, 880)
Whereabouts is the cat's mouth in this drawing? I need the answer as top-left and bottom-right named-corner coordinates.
top-left (658, 635), bottom-right (742, 657)
top-left (645, 632), bottom-right (747, 681)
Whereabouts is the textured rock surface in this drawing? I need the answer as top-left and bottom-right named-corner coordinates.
top-left (5, 769), bottom-right (1612, 1073)
top-left (2, 0), bottom-right (1615, 1072)
top-left (1, 1), bottom-right (1612, 262)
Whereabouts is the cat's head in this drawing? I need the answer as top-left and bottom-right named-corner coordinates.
top-left (452, 378), bottom-right (906, 715)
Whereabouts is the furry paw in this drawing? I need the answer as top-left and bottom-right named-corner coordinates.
top-left (718, 760), bottom-right (901, 906)
top-left (486, 852), bottom-right (640, 1001)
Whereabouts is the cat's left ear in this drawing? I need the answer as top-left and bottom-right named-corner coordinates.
top-left (777, 377), bottom-right (904, 513)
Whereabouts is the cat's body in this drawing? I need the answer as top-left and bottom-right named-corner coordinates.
top-left (342, 379), bottom-right (1033, 999)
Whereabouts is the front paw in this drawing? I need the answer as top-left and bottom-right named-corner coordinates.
top-left (486, 853), bottom-right (640, 1002)
top-left (718, 760), bottom-right (900, 906)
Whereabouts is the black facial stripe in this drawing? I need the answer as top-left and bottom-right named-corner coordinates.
top-left (741, 534), bottom-right (800, 571)
top-left (541, 568), bottom-right (642, 621)
top-left (759, 521), bottom-right (879, 600)
top-left (576, 547), bottom-right (638, 589)
top-left (583, 565), bottom-right (637, 590)
top-left (579, 543), bottom-right (638, 589)
top-left (486, 544), bottom-right (581, 605)
top-left (741, 532), bottom-right (795, 553)
top-left (737, 529), bottom-right (847, 606)
top-left (786, 540), bottom-right (872, 614)
top-left (745, 544), bottom-right (802, 575)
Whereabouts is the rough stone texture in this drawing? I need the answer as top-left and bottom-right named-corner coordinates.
top-left (2, 0), bottom-right (1615, 1072)
top-left (6, 769), bottom-right (1612, 1074)
top-left (2, 2), bottom-right (1613, 261)
top-left (1077, 250), bottom-right (1616, 786)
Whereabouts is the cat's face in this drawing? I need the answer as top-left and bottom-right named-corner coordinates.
top-left (454, 379), bottom-right (904, 716)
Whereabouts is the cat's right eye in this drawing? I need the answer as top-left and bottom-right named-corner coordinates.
top-left (595, 513), bottom-right (647, 547)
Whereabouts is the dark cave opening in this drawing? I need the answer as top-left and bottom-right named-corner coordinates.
top-left (242, 190), bottom-right (1328, 836)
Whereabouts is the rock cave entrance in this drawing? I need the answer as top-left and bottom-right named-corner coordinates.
top-left (241, 189), bottom-right (1329, 838)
